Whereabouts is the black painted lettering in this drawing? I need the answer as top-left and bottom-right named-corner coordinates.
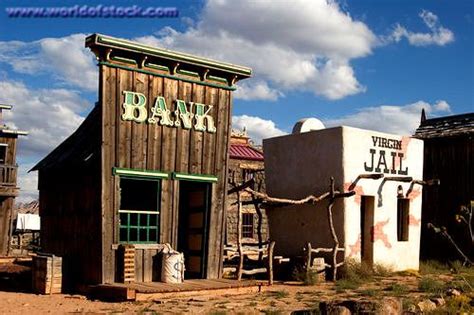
top-left (397, 153), bottom-right (408, 175)
top-left (375, 150), bottom-right (389, 173)
top-left (364, 149), bottom-right (376, 172)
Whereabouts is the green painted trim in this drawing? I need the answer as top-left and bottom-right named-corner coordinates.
top-left (146, 63), bottom-right (169, 72)
top-left (113, 167), bottom-right (169, 179)
top-left (1, 129), bottom-right (28, 136)
top-left (208, 75), bottom-right (228, 84)
top-left (177, 69), bottom-right (199, 78)
top-left (172, 172), bottom-right (218, 183)
top-left (88, 34), bottom-right (252, 77)
top-left (111, 56), bottom-right (137, 65)
top-left (100, 62), bottom-right (237, 91)
top-left (118, 210), bottom-right (160, 214)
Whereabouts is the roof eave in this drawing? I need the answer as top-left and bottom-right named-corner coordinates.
top-left (85, 34), bottom-right (252, 83)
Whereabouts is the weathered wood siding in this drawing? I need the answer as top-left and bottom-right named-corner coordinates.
top-left (38, 161), bottom-right (102, 289)
top-left (420, 135), bottom-right (474, 259)
top-left (100, 64), bottom-right (232, 283)
top-left (0, 196), bottom-right (14, 255)
top-left (1, 135), bottom-right (18, 166)
top-left (0, 134), bottom-right (20, 255)
top-left (37, 109), bottom-right (102, 289)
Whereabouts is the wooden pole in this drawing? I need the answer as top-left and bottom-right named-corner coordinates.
top-left (328, 177), bottom-right (340, 280)
top-left (267, 241), bottom-right (275, 285)
top-left (306, 242), bottom-right (312, 274)
top-left (236, 191), bottom-right (244, 280)
top-left (252, 195), bottom-right (264, 262)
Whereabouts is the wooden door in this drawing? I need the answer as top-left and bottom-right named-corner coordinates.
top-left (178, 181), bottom-right (211, 279)
top-left (360, 196), bottom-right (375, 266)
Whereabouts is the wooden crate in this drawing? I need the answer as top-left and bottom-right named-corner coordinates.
top-left (32, 254), bottom-right (62, 294)
top-left (116, 244), bottom-right (135, 283)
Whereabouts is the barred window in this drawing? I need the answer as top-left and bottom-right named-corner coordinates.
top-left (119, 177), bottom-right (160, 244)
top-left (242, 213), bottom-right (254, 238)
top-left (397, 198), bottom-right (410, 242)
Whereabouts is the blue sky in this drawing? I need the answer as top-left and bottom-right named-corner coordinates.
top-left (0, 0), bottom-right (472, 200)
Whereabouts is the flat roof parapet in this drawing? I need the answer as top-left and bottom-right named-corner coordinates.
top-left (86, 34), bottom-right (252, 88)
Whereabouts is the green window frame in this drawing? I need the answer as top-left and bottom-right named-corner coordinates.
top-left (117, 173), bottom-right (163, 244)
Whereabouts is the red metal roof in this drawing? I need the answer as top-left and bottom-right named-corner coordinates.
top-left (229, 144), bottom-right (264, 161)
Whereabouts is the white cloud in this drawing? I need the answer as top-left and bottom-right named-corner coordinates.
top-left (135, 0), bottom-right (376, 100)
top-left (0, 34), bottom-right (97, 91)
top-left (234, 81), bottom-right (283, 101)
top-left (17, 162), bottom-right (38, 203)
top-left (386, 10), bottom-right (454, 46)
top-left (0, 79), bottom-right (87, 158)
top-left (325, 100), bottom-right (451, 135)
top-left (0, 78), bottom-right (91, 202)
top-left (232, 115), bottom-right (287, 143)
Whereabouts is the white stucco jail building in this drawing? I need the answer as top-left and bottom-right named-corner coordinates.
top-left (263, 125), bottom-right (424, 271)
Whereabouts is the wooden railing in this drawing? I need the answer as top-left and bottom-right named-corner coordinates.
top-left (0, 164), bottom-right (17, 186)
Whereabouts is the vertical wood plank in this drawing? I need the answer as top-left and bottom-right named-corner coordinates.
top-left (143, 249), bottom-right (157, 282)
top-left (189, 84), bottom-right (204, 174)
top-left (131, 72), bottom-right (148, 169)
top-left (207, 89), bottom-right (231, 278)
top-left (101, 65), bottom-right (114, 283)
top-left (146, 75), bottom-right (163, 171)
top-left (160, 78), bottom-right (178, 244)
top-left (202, 87), bottom-right (218, 174)
top-left (135, 249), bottom-right (144, 282)
top-left (117, 69), bottom-right (133, 169)
top-left (175, 81), bottom-right (192, 172)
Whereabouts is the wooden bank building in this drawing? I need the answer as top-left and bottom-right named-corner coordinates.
top-left (31, 34), bottom-right (251, 289)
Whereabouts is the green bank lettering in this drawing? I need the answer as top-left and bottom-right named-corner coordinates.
top-left (174, 100), bottom-right (193, 129)
top-left (122, 91), bottom-right (147, 123)
top-left (194, 103), bottom-right (217, 133)
top-left (148, 96), bottom-right (173, 127)
top-left (122, 91), bottom-right (216, 133)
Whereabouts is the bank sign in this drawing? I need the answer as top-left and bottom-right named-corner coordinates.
top-left (121, 91), bottom-right (217, 133)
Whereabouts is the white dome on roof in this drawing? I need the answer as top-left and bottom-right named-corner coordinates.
top-left (292, 118), bottom-right (325, 134)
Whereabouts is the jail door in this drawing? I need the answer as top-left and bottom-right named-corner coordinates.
top-left (360, 196), bottom-right (375, 266)
top-left (178, 181), bottom-right (211, 279)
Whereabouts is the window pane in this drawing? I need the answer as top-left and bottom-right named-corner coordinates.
top-left (119, 177), bottom-right (161, 243)
top-left (397, 199), bottom-right (410, 241)
top-left (139, 228), bottom-right (148, 242)
top-left (242, 213), bottom-right (254, 238)
top-left (140, 214), bottom-right (148, 226)
top-left (120, 178), bottom-right (158, 211)
top-left (130, 213), bottom-right (138, 226)
top-left (149, 214), bottom-right (157, 227)
top-left (120, 213), bottom-right (129, 226)
top-left (120, 228), bottom-right (128, 242)
top-left (129, 228), bottom-right (138, 242)
top-left (149, 229), bottom-right (157, 242)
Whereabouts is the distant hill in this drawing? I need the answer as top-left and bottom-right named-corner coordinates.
top-left (13, 200), bottom-right (39, 215)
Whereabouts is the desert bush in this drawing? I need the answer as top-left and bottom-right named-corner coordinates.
top-left (418, 277), bottom-right (445, 294)
top-left (386, 283), bottom-right (409, 296)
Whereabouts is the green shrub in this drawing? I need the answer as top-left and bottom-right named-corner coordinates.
top-left (418, 277), bottom-right (445, 294)
top-left (419, 260), bottom-right (450, 275)
top-left (335, 279), bottom-right (360, 292)
top-left (386, 283), bottom-right (409, 296)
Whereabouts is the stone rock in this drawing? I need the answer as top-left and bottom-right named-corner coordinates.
top-left (446, 288), bottom-right (461, 296)
top-left (417, 299), bottom-right (437, 312)
top-left (320, 298), bottom-right (402, 315)
top-left (406, 304), bottom-right (417, 313)
top-left (430, 297), bottom-right (445, 306)
top-left (324, 305), bottom-right (351, 315)
top-left (380, 297), bottom-right (402, 315)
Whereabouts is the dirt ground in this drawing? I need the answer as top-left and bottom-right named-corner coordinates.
top-left (0, 260), bottom-right (472, 314)
top-left (0, 282), bottom-right (390, 314)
